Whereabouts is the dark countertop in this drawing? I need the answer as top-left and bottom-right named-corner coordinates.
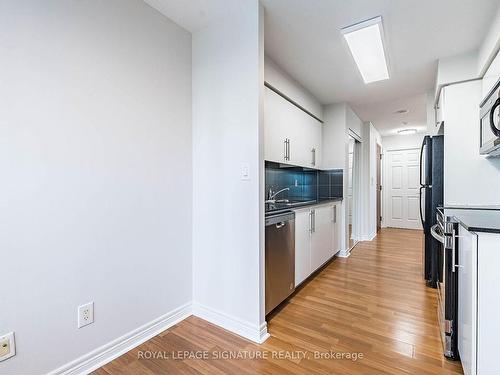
top-left (444, 206), bottom-right (500, 234)
top-left (265, 197), bottom-right (343, 216)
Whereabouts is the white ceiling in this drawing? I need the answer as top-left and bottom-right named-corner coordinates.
top-left (355, 93), bottom-right (427, 136)
top-left (145, 0), bottom-right (499, 135)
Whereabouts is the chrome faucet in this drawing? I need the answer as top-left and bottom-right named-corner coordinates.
top-left (266, 187), bottom-right (290, 203)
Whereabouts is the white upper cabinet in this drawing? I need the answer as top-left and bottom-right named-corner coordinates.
top-left (264, 86), bottom-right (322, 168)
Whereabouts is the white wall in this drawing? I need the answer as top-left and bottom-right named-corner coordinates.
top-left (322, 103), bottom-right (347, 170)
top-left (322, 103), bottom-right (365, 254)
top-left (478, 4), bottom-right (500, 76)
top-left (192, 1), bottom-right (266, 342)
top-left (436, 51), bottom-right (479, 94)
top-left (0, 1), bottom-right (192, 374)
top-left (443, 80), bottom-right (500, 206)
top-left (346, 105), bottom-right (363, 140)
top-left (264, 57), bottom-right (323, 121)
top-left (361, 123), bottom-right (382, 239)
top-left (382, 133), bottom-right (425, 151)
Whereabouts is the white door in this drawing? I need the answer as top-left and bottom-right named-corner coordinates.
top-left (385, 148), bottom-right (421, 230)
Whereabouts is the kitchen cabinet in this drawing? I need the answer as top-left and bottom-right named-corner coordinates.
top-left (294, 208), bottom-right (312, 286)
top-left (456, 225), bottom-right (500, 375)
top-left (457, 225), bottom-right (477, 375)
top-left (294, 202), bottom-right (340, 286)
top-left (310, 205), bottom-right (333, 271)
top-left (264, 86), bottom-right (322, 168)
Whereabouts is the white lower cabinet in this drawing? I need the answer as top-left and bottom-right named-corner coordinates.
top-left (294, 209), bottom-right (312, 286)
top-left (457, 226), bottom-right (500, 375)
top-left (294, 202), bottom-right (340, 286)
top-left (457, 225), bottom-right (477, 375)
top-left (310, 205), bottom-right (334, 271)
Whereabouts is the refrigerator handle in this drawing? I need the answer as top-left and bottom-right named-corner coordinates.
top-left (419, 186), bottom-right (425, 228)
top-left (419, 138), bottom-right (425, 186)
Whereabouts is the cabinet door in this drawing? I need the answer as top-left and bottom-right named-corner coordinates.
top-left (310, 206), bottom-right (334, 272)
top-left (264, 87), bottom-right (290, 163)
top-left (311, 118), bottom-right (322, 169)
top-left (289, 107), bottom-right (322, 168)
top-left (476, 233), bottom-right (500, 375)
top-left (264, 86), bottom-right (323, 168)
top-left (294, 209), bottom-right (311, 286)
top-left (458, 225), bottom-right (477, 375)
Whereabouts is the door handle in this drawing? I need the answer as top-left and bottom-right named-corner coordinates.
top-left (430, 224), bottom-right (445, 244)
top-left (310, 210), bottom-right (315, 233)
top-left (451, 230), bottom-right (457, 273)
top-left (419, 140), bottom-right (425, 186)
top-left (419, 187), bottom-right (425, 227)
top-left (275, 222), bottom-right (285, 229)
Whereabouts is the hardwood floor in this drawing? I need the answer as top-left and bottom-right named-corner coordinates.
top-left (94, 228), bottom-right (463, 374)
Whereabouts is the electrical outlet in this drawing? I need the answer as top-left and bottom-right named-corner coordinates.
top-left (0, 332), bottom-right (15, 362)
top-left (77, 302), bottom-right (94, 328)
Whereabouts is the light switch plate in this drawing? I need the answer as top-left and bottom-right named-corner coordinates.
top-left (241, 163), bottom-right (250, 180)
top-left (0, 332), bottom-right (16, 362)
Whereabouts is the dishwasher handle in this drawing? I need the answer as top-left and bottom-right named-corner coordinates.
top-left (275, 222), bottom-right (285, 229)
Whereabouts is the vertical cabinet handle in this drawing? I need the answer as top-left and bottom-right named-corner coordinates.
top-left (311, 148), bottom-right (316, 166)
top-left (312, 210), bottom-right (315, 232)
top-left (332, 205), bottom-right (336, 223)
top-left (309, 210), bottom-right (313, 233)
top-left (283, 138), bottom-right (290, 161)
top-left (451, 230), bottom-right (457, 273)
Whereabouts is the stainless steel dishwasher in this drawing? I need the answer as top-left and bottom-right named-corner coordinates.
top-left (265, 211), bottom-right (295, 315)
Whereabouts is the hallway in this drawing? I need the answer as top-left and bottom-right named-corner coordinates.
top-left (94, 228), bottom-right (463, 374)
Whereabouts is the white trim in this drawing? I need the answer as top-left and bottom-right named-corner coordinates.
top-left (47, 303), bottom-right (192, 375)
top-left (361, 231), bottom-right (377, 241)
top-left (192, 302), bottom-right (269, 344)
top-left (336, 248), bottom-right (351, 258)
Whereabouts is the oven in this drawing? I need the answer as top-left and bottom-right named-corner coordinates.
top-left (480, 78), bottom-right (500, 156)
top-left (430, 208), bottom-right (459, 359)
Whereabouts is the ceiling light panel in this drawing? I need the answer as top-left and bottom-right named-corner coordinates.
top-left (342, 16), bottom-right (389, 84)
top-left (397, 129), bottom-right (417, 135)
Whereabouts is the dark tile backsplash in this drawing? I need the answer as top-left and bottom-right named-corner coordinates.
top-left (265, 161), bottom-right (343, 201)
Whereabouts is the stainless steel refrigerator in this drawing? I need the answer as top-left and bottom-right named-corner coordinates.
top-left (419, 135), bottom-right (444, 287)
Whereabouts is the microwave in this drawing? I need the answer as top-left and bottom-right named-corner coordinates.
top-left (480, 78), bottom-right (500, 156)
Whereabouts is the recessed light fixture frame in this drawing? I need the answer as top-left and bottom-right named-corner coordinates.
top-left (397, 128), bottom-right (417, 135)
top-left (341, 16), bottom-right (390, 84)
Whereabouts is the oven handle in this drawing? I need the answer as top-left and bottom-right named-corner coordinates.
top-left (490, 97), bottom-right (500, 137)
top-left (430, 224), bottom-right (445, 244)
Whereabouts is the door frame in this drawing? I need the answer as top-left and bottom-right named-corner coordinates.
top-left (382, 147), bottom-right (421, 230)
top-left (376, 143), bottom-right (382, 231)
